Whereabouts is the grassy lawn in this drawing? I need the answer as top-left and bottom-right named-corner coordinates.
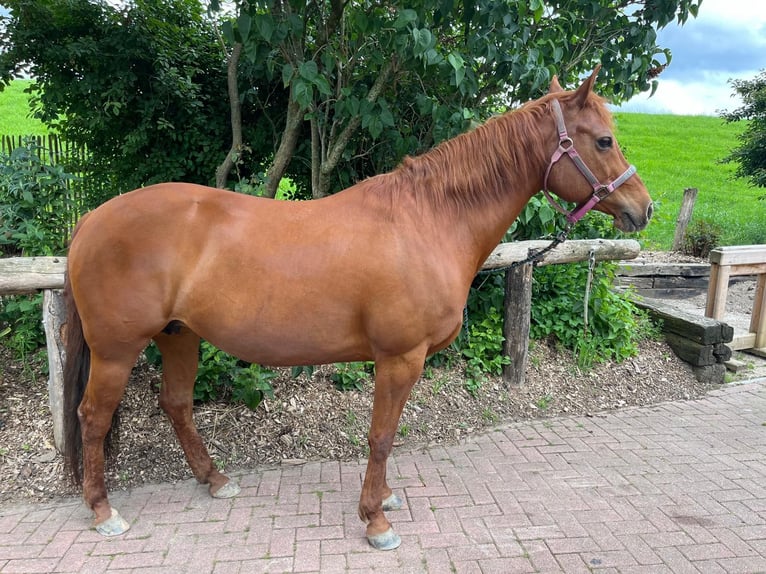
top-left (613, 112), bottom-right (766, 250)
top-left (0, 79), bottom-right (49, 135)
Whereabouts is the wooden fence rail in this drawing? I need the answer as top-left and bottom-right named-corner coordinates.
top-left (0, 238), bottom-right (639, 452)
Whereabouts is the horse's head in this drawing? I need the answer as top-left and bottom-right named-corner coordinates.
top-left (542, 67), bottom-right (653, 232)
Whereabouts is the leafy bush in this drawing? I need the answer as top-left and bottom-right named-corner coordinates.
top-left (0, 139), bottom-right (73, 361)
top-left (683, 219), bottom-right (722, 259)
top-left (0, 139), bottom-right (73, 256)
top-left (330, 362), bottom-right (372, 392)
top-left (145, 340), bottom-right (275, 410)
top-left (0, 293), bottom-right (46, 362)
top-left (530, 261), bottom-right (655, 369)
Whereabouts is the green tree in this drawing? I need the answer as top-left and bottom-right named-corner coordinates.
top-left (3, 1), bottom-right (703, 199)
top-left (722, 70), bottom-right (766, 192)
top-left (0, 0), bottom-right (235, 193)
top-left (216, 0), bottom-right (702, 198)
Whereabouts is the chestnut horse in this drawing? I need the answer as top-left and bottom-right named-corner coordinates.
top-left (63, 69), bottom-right (652, 549)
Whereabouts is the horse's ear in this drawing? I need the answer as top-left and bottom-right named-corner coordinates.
top-left (573, 64), bottom-right (602, 107)
top-left (548, 75), bottom-right (564, 94)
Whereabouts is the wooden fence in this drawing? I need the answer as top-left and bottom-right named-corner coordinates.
top-left (0, 134), bottom-right (110, 236)
top-left (0, 239), bottom-right (640, 452)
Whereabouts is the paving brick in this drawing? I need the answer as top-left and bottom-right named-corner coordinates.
top-left (0, 380), bottom-right (765, 573)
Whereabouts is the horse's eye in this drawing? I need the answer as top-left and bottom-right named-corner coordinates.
top-left (597, 137), bottom-right (613, 150)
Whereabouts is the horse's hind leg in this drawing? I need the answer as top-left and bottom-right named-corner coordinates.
top-left (79, 352), bottom-right (139, 536)
top-left (153, 327), bottom-right (239, 498)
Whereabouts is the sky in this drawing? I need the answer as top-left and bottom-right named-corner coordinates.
top-left (617, 0), bottom-right (766, 115)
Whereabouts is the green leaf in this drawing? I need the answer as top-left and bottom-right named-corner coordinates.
top-left (367, 115), bottom-right (383, 139)
top-left (292, 78), bottom-right (313, 109)
top-left (313, 75), bottom-right (332, 96)
top-left (449, 52), bottom-right (465, 86)
top-left (394, 8), bottom-right (418, 30)
top-left (222, 20), bottom-right (235, 45)
top-left (237, 13), bottom-right (252, 42)
top-left (299, 60), bottom-right (319, 81)
top-left (254, 13), bottom-right (274, 42)
top-left (282, 63), bottom-right (294, 87)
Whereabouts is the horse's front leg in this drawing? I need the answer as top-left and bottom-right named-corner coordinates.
top-left (359, 349), bottom-right (426, 550)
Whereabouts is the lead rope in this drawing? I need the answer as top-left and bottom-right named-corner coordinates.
top-left (583, 247), bottom-right (596, 334)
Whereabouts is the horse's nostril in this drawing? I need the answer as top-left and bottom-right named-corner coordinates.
top-left (647, 202), bottom-right (654, 220)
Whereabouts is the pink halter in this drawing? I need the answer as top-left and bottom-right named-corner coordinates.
top-left (542, 99), bottom-right (637, 225)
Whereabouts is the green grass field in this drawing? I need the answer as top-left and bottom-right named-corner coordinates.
top-left (0, 80), bottom-right (763, 249)
top-left (613, 112), bottom-right (765, 250)
top-left (0, 79), bottom-right (49, 135)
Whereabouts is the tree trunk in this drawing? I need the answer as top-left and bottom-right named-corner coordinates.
top-left (263, 98), bottom-right (303, 199)
top-left (215, 43), bottom-right (243, 189)
top-left (313, 59), bottom-right (397, 198)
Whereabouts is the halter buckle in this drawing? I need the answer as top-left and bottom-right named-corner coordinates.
top-left (594, 185), bottom-right (611, 200)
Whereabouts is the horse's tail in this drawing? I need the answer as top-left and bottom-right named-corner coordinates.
top-left (63, 272), bottom-right (89, 485)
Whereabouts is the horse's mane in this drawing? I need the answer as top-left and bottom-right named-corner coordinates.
top-left (371, 90), bottom-right (611, 217)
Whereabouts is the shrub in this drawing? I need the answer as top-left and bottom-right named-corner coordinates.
top-left (683, 219), bottom-right (722, 259)
top-left (0, 138), bottom-right (74, 256)
top-left (145, 341), bottom-right (275, 410)
top-left (0, 139), bottom-right (73, 362)
top-left (530, 261), bottom-right (654, 369)
top-left (330, 362), bottom-right (372, 392)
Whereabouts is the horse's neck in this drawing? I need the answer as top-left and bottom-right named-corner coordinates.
top-left (431, 114), bottom-right (552, 273)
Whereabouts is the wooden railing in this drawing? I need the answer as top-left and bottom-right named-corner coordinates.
top-left (0, 238), bottom-right (640, 452)
top-left (706, 245), bottom-right (766, 353)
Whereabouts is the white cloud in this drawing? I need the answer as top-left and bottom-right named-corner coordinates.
top-left (618, 0), bottom-right (766, 115)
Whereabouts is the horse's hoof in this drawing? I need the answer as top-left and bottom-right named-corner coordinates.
top-left (367, 527), bottom-right (401, 551)
top-left (94, 508), bottom-right (130, 537)
top-left (211, 480), bottom-right (240, 499)
top-left (382, 492), bottom-right (403, 511)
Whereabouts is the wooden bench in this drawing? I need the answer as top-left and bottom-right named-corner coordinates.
top-left (705, 245), bottom-right (766, 353)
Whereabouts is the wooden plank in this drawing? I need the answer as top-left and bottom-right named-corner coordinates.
top-left (630, 287), bottom-right (708, 300)
top-left (614, 277), bottom-right (655, 289)
top-left (616, 263), bottom-right (710, 277)
top-left (42, 289), bottom-right (66, 452)
top-left (483, 239), bottom-right (640, 270)
top-left (0, 257), bottom-right (67, 294)
top-left (617, 261), bottom-right (710, 277)
top-left (724, 263), bottom-right (766, 277)
top-left (652, 276), bottom-right (710, 290)
top-left (730, 332), bottom-right (757, 351)
top-left (664, 332), bottom-right (717, 367)
top-left (706, 263), bottom-right (731, 320)
top-left (632, 296), bottom-right (734, 344)
top-left (752, 274), bottom-right (766, 349)
top-left (710, 245), bottom-right (766, 266)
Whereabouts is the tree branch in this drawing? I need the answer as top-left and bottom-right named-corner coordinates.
top-left (215, 42), bottom-right (243, 189)
top-left (314, 57), bottom-right (396, 197)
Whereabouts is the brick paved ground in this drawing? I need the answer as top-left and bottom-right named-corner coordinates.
top-left (1, 379), bottom-right (765, 573)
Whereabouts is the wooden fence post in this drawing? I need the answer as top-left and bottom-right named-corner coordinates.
top-left (42, 289), bottom-right (67, 453)
top-left (502, 263), bottom-right (533, 386)
top-left (672, 187), bottom-right (698, 252)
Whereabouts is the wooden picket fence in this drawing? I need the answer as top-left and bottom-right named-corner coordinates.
top-left (0, 133), bottom-right (110, 242)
